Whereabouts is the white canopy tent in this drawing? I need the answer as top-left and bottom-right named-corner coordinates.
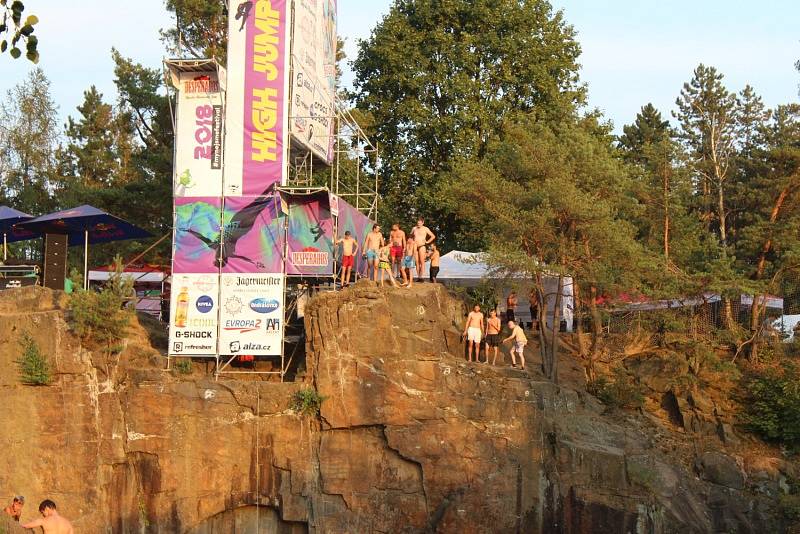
top-left (436, 251), bottom-right (574, 331)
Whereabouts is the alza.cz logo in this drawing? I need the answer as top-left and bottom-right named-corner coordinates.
top-left (249, 298), bottom-right (280, 314)
top-left (196, 295), bottom-right (214, 313)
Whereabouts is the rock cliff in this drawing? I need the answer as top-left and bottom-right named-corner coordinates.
top-left (0, 284), bottom-right (793, 532)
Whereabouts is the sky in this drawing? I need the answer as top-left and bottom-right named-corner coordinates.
top-left (0, 0), bottom-right (797, 132)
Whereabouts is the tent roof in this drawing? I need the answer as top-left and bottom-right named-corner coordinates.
top-left (438, 251), bottom-right (490, 280)
top-left (88, 270), bottom-right (166, 283)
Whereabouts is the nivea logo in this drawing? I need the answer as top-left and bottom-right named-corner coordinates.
top-left (196, 295), bottom-right (214, 313)
top-left (249, 298), bottom-right (279, 314)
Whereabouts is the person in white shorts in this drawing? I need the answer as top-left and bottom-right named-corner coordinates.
top-left (503, 320), bottom-right (527, 369)
top-left (463, 304), bottom-right (484, 363)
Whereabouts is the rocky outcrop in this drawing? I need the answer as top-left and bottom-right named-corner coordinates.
top-left (0, 284), bottom-right (794, 532)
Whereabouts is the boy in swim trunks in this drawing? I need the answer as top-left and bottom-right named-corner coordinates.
top-left (502, 320), bottom-right (527, 369)
top-left (410, 218), bottom-right (435, 282)
top-left (484, 309), bottom-right (502, 365)
top-left (363, 224), bottom-right (384, 281)
top-left (462, 304), bottom-right (484, 363)
top-left (389, 224), bottom-right (406, 278)
top-left (335, 231), bottom-right (359, 287)
top-left (427, 244), bottom-right (440, 283)
top-left (401, 237), bottom-right (416, 287)
top-left (377, 244), bottom-right (398, 287)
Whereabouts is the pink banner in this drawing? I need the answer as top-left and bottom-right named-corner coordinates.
top-left (243, 0), bottom-right (288, 194)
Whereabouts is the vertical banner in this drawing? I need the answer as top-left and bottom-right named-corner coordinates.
top-left (225, 0), bottom-right (291, 196)
top-left (285, 193), bottom-right (334, 276)
top-left (289, 0), bottom-right (337, 163)
top-left (168, 273), bottom-right (220, 355)
top-left (221, 194), bottom-right (284, 273)
top-left (219, 273), bottom-right (285, 356)
top-left (174, 72), bottom-right (224, 197)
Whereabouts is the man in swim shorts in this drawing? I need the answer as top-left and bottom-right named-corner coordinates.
top-left (427, 244), bottom-right (440, 283)
top-left (410, 218), bottom-right (435, 282)
top-left (389, 224), bottom-right (406, 278)
top-left (463, 304), bottom-right (484, 363)
top-left (335, 231), bottom-right (359, 287)
top-left (484, 309), bottom-right (502, 365)
top-left (502, 320), bottom-right (527, 369)
top-left (362, 224), bottom-right (384, 281)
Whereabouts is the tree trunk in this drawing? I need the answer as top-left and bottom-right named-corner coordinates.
top-left (587, 286), bottom-right (602, 382)
top-left (662, 158), bottom-right (671, 263)
top-left (717, 179), bottom-right (727, 246)
top-left (545, 275), bottom-right (564, 384)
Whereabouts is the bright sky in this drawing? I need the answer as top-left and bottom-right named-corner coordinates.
top-left (0, 0), bottom-right (797, 132)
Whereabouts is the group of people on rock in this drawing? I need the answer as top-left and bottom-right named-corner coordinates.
top-left (335, 218), bottom-right (440, 288)
top-left (463, 305), bottom-right (530, 369)
top-left (3, 495), bottom-right (73, 532)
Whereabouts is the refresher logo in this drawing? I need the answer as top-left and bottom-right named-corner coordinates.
top-left (196, 295), bottom-right (214, 313)
top-left (249, 298), bottom-right (280, 314)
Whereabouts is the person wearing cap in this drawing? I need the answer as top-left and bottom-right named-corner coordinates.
top-left (3, 495), bottom-right (24, 521)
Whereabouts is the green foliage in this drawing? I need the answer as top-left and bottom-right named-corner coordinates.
top-left (67, 258), bottom-right (134, 348)
top-left (741, 362), bottom-right (800, 449)
top-left (588, 367), bottom-right (644, 410)
top-left (173, 358), bottom-right (192, 375)
top-left (290, 388), bottom-right (326, 417)
top-left (162, 0), bottom-right (226, 62)
top-left (353, 0), bottom-right (584, 245)
top-left (17, 331), bottom-right (50, 385)
top-left (0, 0), bottom-right (39, 63)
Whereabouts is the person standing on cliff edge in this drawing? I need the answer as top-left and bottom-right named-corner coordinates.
top-left (3, 495), bottom-right (24, 521)
top-left (22, 500), bottom-right (73, 533)
top-left (463, 304), bottom-right (484, 363)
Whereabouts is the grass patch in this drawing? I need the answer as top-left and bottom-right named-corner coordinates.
top-left (291, 388), bottom-right (326, 416)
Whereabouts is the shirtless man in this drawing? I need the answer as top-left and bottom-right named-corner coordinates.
top-left (377, 244), bottom-right (399, 288)
top-left (484, 310), bottom-right (502, 365)
top-left (503, 320), bottom-right (527, 369)
top-left (506, 291), bottom-right (518, 323)
top-left (389, 224), bottom-right (406, 278)
top-left (409, 218), bottom-right (435, 282)
top-left (335, 231), bottom-right (359, 287)
top-left (427, 244), bottom-right (441, 283)
top-left (362, 224), bottom-right (384, 281)
top-left (462, 304), bottom-right (484, 363)
top-left (22, 500), bottom-right (73, 533)
top-left (401, 237), bottom-right (417, 287)
top-left (3, 495), bottom-right (23, 521)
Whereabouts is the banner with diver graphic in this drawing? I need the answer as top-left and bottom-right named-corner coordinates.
top-left (285, 192), bottom-right (334, 276)
top-left (224, 0), bottom-right (291, 196)
top-left (173, 71), bottom-right (224, 197)
top-left (221, 194), bottom-right (284, 273)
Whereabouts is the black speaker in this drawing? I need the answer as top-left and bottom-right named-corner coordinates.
top-left (42, 233), bottom-right (68, 290)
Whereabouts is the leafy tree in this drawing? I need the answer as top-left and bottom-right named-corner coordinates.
top-left (352, 0), bottom-right (585, 245)
top-left (0, 67), bottom-right (58, 215)
top-left (674, 64), bottom-right (738, 246)
top-left (439, 114), bottom-right (659, 381)
top-left (619, 104), bottom-right (704, 268)
top-left (162, 0), bottom-right (226, 62)
top-left (0, 0), bottom-right (39, 63)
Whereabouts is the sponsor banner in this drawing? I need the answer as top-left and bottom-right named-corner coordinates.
top-left (221, 194), bottom-right (284, 273)
top-left (173, 197), bottom-right (224, 274)
top-left (224, 0), bottom-right (290, 196)
top-left (335, 199), bottom-right (374, 278)
top-left (174, 71), bottom-right (224, 197)
top-left (289, 0), bottom-right (337, 163)
top-left (169, 273), bottom-right (220, 355)
top-left (328, 193), bottom-right (339, 217)
top-left (219, 273), bottom-right (285, 356)
top-left (285, 193), bottom-right (334, 275)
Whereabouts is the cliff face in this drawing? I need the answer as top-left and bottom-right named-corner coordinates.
top-left (0, 285), bottom-right (792, 533)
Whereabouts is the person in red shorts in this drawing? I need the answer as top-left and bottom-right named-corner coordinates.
top-left (389, 223), bottom-right (406, 279)
top-left (335, 231), bottom-right (359, 287)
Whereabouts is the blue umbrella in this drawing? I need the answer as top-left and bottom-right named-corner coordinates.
top-left (0, 206), bottom-right (34, 261)
top-left (17, 205), bottom-right (152, 288)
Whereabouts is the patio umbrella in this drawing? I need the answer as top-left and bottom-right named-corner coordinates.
top-left (0, 206), bottom-right (35, 261)
top-left (16, 205), bottom-right (152, 289)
